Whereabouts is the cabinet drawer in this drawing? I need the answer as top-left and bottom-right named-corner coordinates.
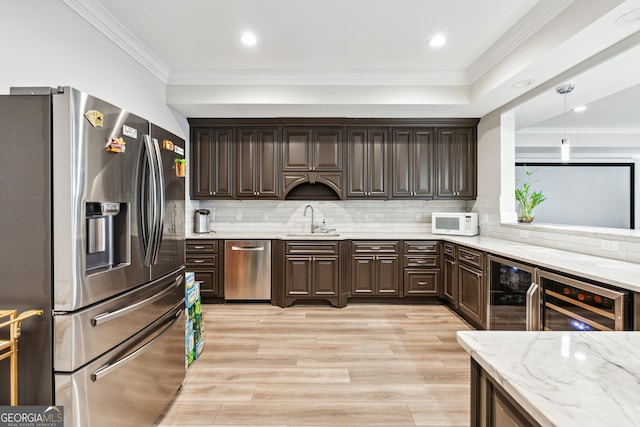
top-left (404, 269), bottom-right (439, 296)
top-left (286, 241), bottom-right (340, 255)
top-left (404, 255), bottom-right (439, 268)
top-left (186, 240), bottom-right (218, 253)
top-left (192, 269), bottom-right (219, 297)
top-left (404, 241), bottom-right (439, 254)
top-left (458, 246), bottom-right (484, 269)
top-left (186, 254), bottom-right (218, 267)
top-left (352, 241), bottom-right (399, 253)
top-left (443, 243), bottom-right (456, 258)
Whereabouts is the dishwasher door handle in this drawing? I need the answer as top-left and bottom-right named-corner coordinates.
top-left (231, 246), bottom-right (265, 251)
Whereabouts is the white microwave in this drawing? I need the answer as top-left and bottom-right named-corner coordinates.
top-left (432, 212), bottom-right (479, 236)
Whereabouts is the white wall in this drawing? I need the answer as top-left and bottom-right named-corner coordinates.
top-left (0, 0), bottom-right (188, 139)
top-left (470, 112), bottom-right (640, 264)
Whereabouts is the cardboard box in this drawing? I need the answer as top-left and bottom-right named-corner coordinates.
top-left (186, 284), bottom-right (200, 308)
top-left (195, 337), bottom-right (205, 359)
top-left (185, 271), bottom-right (195, 289)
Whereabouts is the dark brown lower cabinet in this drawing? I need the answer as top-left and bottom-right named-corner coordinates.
top-left (458, 263), bottom-right (484, 327)
top-left (274, 240), bottom-right (348, 308)
top-left (404, 269), bottom-right (439, 295)
top-left (441, 243), bottom-right (486, 328)
top-left (457, 246), bottom-right (485, 328)
top-left (285, 255), bottom-right (339, 297)
top-left (402, 241), bottom-right (441, 297)
top-left (471, 359), bottom-right (541, 427)
top-left (186, 239), bottom-right (223, 300)
top-left (352, 255), bottom-right (400, 295)
top-left (192, 270), bottom-right (219, 298)
top-left (443, 256), bottom-right (457, 305)
top-left (351, 241), bottom-right (400, 296)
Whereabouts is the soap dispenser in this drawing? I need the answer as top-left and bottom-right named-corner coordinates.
top-left (321, 219), bottom-right (328, 233)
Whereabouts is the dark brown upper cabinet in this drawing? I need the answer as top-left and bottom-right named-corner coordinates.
top-left (282, 127), bottom-right (342, 171)
top-left (236, 128), bottom-right (279, 199)
top-left (435, 128), bottom-right (477, 199)
top-left (190, 127), bottom-right (234, 199)
top-left (391, 129), bottom-right (434, 199)
top-left (187, 118), bottom-right (478, 201)
top-left (346, 128), bottom-right (388, 199)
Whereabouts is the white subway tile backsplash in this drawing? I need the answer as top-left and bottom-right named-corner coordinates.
top-left (187, 195), bottom-right (640, 264)
top-left (191, 199), bottom-right (464, 234)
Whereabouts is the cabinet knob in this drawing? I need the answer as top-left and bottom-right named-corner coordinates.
top-left (212, 191), bottom-right (217, 196)
top-left (194, 246), bottom-right (205, 249)
top-left (417, 281), bottom-right (428, 286)
top-left (193, 259), bottom-right (205, 263)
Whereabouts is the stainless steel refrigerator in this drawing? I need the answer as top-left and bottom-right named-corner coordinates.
top-left (0, 87), bottom-right (186, 426)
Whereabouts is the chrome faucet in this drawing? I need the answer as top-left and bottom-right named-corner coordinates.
top-left (303, 204), bottom-right (319, 233)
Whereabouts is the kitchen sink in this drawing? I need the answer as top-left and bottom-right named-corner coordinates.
top-left (285, 233), bottom-right (340, 238)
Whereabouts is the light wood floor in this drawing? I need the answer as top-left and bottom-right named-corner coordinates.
top-left (154, 303), bottom-right (473, 426)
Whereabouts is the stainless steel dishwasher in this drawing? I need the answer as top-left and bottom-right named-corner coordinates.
top-left (224, 240), bottom-right (272, 300)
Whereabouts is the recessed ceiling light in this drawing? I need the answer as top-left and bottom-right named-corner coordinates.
top-left (573, 106), bottom-right (587, 112)
top-left (241, 32), bottom-right (257, 46)
top-left (616, 8), bottom-right (640, 25)
top-left (511, 79), bottom-right (534, 89)
top-left (428, 34), bottom-right (446, 48)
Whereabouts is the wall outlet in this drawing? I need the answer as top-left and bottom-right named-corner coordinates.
top-left (600, 240), bottom-right (619, 252)
top-left (519, 230), bottom-right (529, 239)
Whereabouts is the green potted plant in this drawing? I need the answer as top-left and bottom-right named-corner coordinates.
top-left (515, 168), bottom-right (547, 223)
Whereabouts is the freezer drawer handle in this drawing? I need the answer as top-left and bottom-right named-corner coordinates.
top-left (231, 246), bottom-right (264, 251)
top-left (91, 307), bottom-right (183, 382)
top-left (91, 275), bottom-right (184, 326)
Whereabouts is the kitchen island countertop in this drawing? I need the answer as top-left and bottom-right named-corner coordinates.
top-left (457, 330), bottom-right (640, 427)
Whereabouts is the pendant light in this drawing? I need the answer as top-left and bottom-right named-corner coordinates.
top-left (556, 83), bottom-right (574, 162)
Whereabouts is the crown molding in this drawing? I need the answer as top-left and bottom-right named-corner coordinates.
top-left (467, 0), bottom-right (574, 83)
top-left (167, 69), bottom-right (470, 86)
top-left (61, 0), bottom-right (170, 83)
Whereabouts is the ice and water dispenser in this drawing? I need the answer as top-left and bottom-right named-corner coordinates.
top-left (86, 202), bottom-right (128, 272)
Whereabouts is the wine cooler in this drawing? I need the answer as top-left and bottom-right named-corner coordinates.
top-left (487, 255), bottom-right (538, 330)
top-left (537, 269), bottom-right (631, 331)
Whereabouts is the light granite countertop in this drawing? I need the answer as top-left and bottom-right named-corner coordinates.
top-left (457, 330), bottom-right (640, 427)
top-left (186, 232), bottom-right (640, 293)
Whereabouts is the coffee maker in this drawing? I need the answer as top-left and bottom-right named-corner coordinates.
top-left (194, 209), bottom-right (211, 233)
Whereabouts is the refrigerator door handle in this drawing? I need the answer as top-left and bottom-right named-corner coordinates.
top-left (526, 282), bottom-right (540, 331)
top-left (90, 274), bottom-right (184, 326)
top-left (91, 305), bottom-right (183, 382)
top-left (149, 137), bottom-right (165, 265)
top-left (140, 135), bottom-right (159, 266)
